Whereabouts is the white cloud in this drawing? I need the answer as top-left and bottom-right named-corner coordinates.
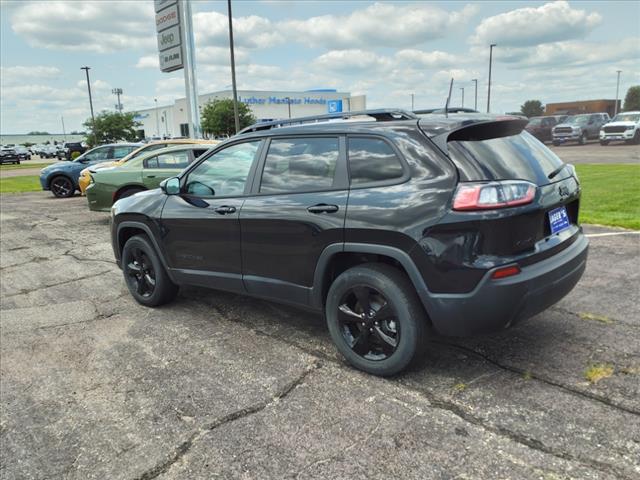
top-left (136, 55), bottom-right (160, 70)
top-left (395, 50), bottom-right (460, 69)
top-left (471, 1), bottom-right (602, 47)
top-left (284, 2), bottom-right (478, 48)
top-left (313, 50), bottom-right (392, 73)
top-left (0, 65), bottom-right (61, 85)
top-left (10, 1), bottom-right (155, 53)
top-left (194, 11), bottom-right (284, 49)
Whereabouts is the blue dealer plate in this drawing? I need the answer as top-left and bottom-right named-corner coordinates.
top-left (549, 206), bottom-right (570, 235)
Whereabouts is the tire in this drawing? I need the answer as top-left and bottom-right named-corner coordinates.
top-left (325, 263), bottom-right (427, 376)
top-left (49, 175), bottom-right (75, 198)
top-left (600, 140), bottom-right (609, 146)
top-left (579, 133), bottom-right (587, 145)
top-left (122, 234), bottom-right (178, 307)
top-left (116, 187), bottom-right (145, 202)
top-left (553, 141), bottom-right (560, 146)
top-left (632, 131), bottom-right (640, 145)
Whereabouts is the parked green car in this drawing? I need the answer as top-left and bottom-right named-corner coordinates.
top-left (85, 145), bottom-right (211, 211)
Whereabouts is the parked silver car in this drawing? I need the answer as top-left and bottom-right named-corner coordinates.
top-left (552, 113), bottom-right (610, 145)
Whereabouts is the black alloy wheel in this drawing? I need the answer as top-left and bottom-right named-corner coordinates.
top-left (337, 286), bottom-right (400, 361)
top-left (50, 176), bottom-right (74, 198)
top-left (125, 247), bottom-right (156, 298)
top-left (326, 264), bottom-right (426, 376)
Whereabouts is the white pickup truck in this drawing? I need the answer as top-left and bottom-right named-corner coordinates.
top-left (599, 111), bottom-right (640, 145)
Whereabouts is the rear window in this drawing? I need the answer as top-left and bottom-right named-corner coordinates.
top-left (260, 137), bottom-right (339, 193)
top-left (447, 131), bottom-right (568, 184)
top-left (348, 137), bottom-right (404, 185)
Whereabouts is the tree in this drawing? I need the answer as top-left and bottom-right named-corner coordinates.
top-left (83, 111), bottom-right (141, 146)
top-left (520, 100), bottom-right (544, 118)
top-left (622, 86), bottom-right (640, 112)
top-left (200, 99), bottom-right (256, 137)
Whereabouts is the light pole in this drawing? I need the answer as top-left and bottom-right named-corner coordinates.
top-left (80, 66), bottom-right (95, 131)
top-left (285, 97), bottom-right (291, 118)
top-left (163, 110), bottom-right (169, 137)
top-left (459, 87), bottom-right (465, 108)
top-left (411, 93), bottom-right (414, 111)
top-left (154, 98), bottom-right (160, 137)
top-left (487, 44), bottom-right (496, 113)
top-left (61, 116), bottom-right (66, 141)
top-left (112, 88), bottom-right (123, 112)
top-left (472, 79), bottom-right (478, 111)
top-left (615, 70), bottom-right (622, 116)
top-left (227, 0), bottom-right (240, 134)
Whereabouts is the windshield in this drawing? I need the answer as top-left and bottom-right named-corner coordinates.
top-left (527, 118), bottom-right (542, 126)
top-left (565, 115), bottom-right (589, 126)
top-left (612, 113), bottom-right (640, 122)
top-left (447, 131), bottom-right (568, 185)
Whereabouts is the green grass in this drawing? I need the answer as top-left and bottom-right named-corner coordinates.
top-left (0, 162), bottom-right (50, 170)
top-left (0, 175), bottom-right (41, 194)
top-left (575, 164), bottom-right (640, 230)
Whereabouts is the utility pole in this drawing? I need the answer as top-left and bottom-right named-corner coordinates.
top-left (227, 0), bottom-right (240, 134)
top-left (61, 116), bottom-right (66, 141)
top-left (472, 79), bottom-right (478, 111)
top-left (487, 44), bottom-right (496, 113)
top-left (459, 87), bottom-right (465, 108)
top-left (285, 97), bottom-right (291, 118)
top-left (615, 70), bottom-right (622, 116)
top-left (180, 0), bottom-right (201, 138)
top-left (112, 88), bottom-right (123, 112)
top-left (154, 98), bottom-right (160, 137)
top-left (80, 66), bottom-right (95, 131)
top-left (411, 93), bottom-right (414, 111)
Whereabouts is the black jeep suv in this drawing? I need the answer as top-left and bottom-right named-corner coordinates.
top-left (110, 110), bottom-right (588, 376)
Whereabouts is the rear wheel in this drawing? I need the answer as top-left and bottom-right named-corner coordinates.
top-left (122, 235), bottom-right (178, 307)
top-left (325, 264), bottom-right (427, 376)
top-left (600, 140), bottom-right (609, 146)
top-left (579, 133), bottom-right (587, 145)
top-left (50, 175), bottom-right (74, 198)
top-left (553, 141), bottom-right (560, 146)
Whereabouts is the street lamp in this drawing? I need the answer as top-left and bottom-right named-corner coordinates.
top-left (80, 66), bottom-right (95, 131)
top-left (487, 43), bottom-right (496, 113)
top-left (459, 87), bottom-right (465, 108)
top-left (112, 88), bottom-right (123, 112)
top-left (472, 79), bottom-right (478, 111)
top-left (227, 0), bottom-right (240, 134)
top-left (154, 98), bottom-right (160, 137)
top-left (411, 93), bottom-right (415, 111)
top-left (615, 70), bottom-right (622, 116)
top-left (285, 97), bottom-right (291, 118)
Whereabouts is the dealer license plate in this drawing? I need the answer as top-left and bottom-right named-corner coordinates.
top-left (549, 206), bottom-right (570, 235)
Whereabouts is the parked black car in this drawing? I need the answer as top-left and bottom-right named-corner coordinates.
top-left (0, 148), bottom-right (21, 165)
top-left (63, 142), bottom-right (87, 160)
top-left (110, 109), bottom-right (588, 376)
top-left (525, 116), bottom-right (558, 142)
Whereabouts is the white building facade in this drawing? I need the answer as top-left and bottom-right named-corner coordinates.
top-left (133, 89), bottom-right (366, 138)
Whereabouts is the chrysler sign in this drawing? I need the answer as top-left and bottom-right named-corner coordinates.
top-left (156, 1), bottom-right (183, 72)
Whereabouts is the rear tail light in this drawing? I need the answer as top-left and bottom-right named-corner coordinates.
top-left (453, 180), bottom-right (536, 211)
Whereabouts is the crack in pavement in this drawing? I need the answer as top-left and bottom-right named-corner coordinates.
top-left (3, 270), bottom-right (113, 298)
top-left (133, 362), bottom-right (321, 480)
top-left (193, 301), bottom-right (637, 479)
top-left (434, 340), bottom-right (640, 417)
top-left (550, 305), bottom-right (639, 329)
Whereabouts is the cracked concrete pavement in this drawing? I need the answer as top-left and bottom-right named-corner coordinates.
top-left (1, 192), bottom-right (639, 479)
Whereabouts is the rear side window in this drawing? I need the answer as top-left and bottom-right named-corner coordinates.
top-left (112, 146), bottom-right (135, 158)
top-left (448, 131), bottom-right (567, 184)
top-left (348, 137), bottom-right (404, 185)
top-left (146, 150), bottom-right (191, 169)
top-left (260, 137), bottom-right (339, 193)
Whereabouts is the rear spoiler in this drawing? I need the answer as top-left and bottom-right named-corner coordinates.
top-left (428, 118), bottom-right (528, 153)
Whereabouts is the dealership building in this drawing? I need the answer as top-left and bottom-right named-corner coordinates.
top-left (133, 89), bottom-right (366, 138)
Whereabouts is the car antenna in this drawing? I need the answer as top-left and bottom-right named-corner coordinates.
top-left (444, 78), bottom-right (454, 118)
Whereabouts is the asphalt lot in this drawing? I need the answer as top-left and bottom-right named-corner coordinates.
top-left (548, 141), bottom-right (639, 164)
top-left (1, 192), bottom-right (639, 480)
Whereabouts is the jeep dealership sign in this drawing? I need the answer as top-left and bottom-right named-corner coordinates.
top-left (155, 1), bottom-right (183, 72)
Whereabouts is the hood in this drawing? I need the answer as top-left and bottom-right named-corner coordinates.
top-left (603, 120), bottom-right (638, 128)
top-left (88, 160), bottom-right (118, 173)
top-left (553, 123), bottom-right (581, 130)
top-left (41, 162), bottom-right (78, 173)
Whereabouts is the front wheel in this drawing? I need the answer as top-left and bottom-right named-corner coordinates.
top-left (122, 235), bottom-right (178, 307)
top-left (325, 264), bottom-right (427, 376)
top-left (50, 175), bottom-right (74, 198)
top-left (579, 133), bottom-right (587, 145)
top-left (600, 140), bottom-right (609, 146)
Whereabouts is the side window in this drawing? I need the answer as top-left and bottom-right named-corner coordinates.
top-left (185, 141), bottom-right (260, 197)
top-left (156, 150), bottom-right (191, 169)
top-left (145, 155), bottom-right (159, 169)
top-left (84, 147), bottom-right (110, 161)
top-left (348, 137), bottom-right (404, 185)
top-left (260, 137), bottom-right (339, 193)
top-left (112, 146), bottom-right (134, 159)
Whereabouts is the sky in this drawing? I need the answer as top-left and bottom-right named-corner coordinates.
top-left (0, 0), bottom-right (639, 134)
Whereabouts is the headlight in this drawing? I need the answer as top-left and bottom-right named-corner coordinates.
top-left (626, 125), bottom-right (635, 130)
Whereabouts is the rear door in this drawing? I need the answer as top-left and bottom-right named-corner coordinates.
top-left (240, 136), bottom-right (348, 306)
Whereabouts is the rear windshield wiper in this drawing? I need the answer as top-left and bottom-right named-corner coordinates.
top-left (548, 164), bottom-right (567, 180)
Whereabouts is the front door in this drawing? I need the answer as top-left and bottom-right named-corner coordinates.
top-left (240, 136), bottom-right (348, 306)
top-left (160, 140), bottom-right (262, 292)
top-left (142, 149), bottom-right (194, 189)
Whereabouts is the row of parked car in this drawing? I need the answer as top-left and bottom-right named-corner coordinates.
top-left (525, 111), bottom-right (640, 146)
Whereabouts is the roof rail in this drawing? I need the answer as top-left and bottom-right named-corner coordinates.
top-left (238, 109), bottom-right (418, 134)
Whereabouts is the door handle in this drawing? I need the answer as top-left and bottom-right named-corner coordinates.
top-left (214, 205), bottom-right (236, 214)
top-left (307, 204), bottom-right (339, 214)
top-left (146, 175), bottom-right (156, 178)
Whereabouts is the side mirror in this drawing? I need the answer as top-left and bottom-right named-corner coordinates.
top-left (162, 177), bottom-right (180, 195)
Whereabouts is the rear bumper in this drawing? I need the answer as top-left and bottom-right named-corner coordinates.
top-left (85, 184), bottom-right (113, 212)
top-left (425, 232), bottom-right (588, 336)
